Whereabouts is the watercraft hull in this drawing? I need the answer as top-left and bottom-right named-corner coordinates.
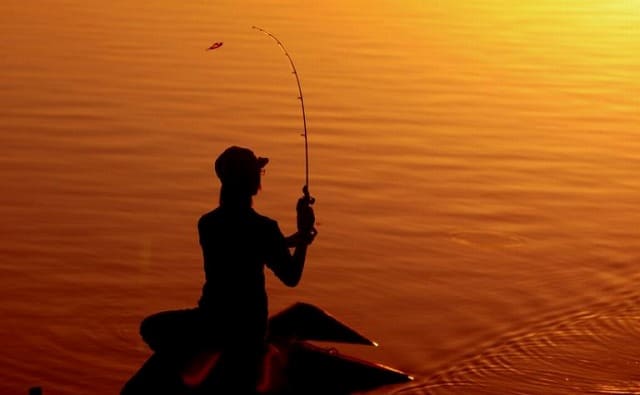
top-left (122, 302), bottom-right (412, 394)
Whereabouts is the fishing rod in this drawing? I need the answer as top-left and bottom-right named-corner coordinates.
top-left (252, 26), bottom-right (314, 204)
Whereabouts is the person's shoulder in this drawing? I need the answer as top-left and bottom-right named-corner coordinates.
top-left (250, 209), bottom-right (278, 227)
top-left (198, 207), bottom-right (222, 226)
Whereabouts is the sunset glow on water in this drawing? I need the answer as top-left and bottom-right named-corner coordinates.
top-left (1, 1), bottom-right (639, 393)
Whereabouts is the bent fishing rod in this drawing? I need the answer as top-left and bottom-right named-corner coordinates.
top-left (252, 26), bottom-right (314, 204)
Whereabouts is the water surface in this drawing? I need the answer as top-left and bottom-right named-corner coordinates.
top-left (1, 1), bottom-right (639, 393)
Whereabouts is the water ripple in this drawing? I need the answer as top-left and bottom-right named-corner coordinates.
top-left (395, 291), bottom-right (640, 394)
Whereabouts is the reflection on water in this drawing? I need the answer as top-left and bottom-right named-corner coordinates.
top-left (448, 231), bottom-right (527, 250)
top-left (0, 0), bottom-right (639, 393)
top-left (397, 290), bottom-right (640, 394)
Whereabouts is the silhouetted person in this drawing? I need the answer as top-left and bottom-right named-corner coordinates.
top-left (137, 146), bottom-right (316, 393)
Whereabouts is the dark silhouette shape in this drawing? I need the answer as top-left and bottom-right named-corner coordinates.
top-left (121, 147), bottom-right (411, 393)
top-left (128, 146), bottom-right (317, 393)
top-left (267, 302), bottom-right (375, 345)
top-left (122, 303), bottom-right (412, 394)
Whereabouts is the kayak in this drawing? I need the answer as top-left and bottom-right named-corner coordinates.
top-left (122, 302), bottom-right (412, 394)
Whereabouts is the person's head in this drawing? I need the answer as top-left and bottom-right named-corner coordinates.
top-left (215, 146), bottom-right (268, 207)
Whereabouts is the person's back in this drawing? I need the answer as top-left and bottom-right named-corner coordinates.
top-left (197, 206), bottom-right (286, 342)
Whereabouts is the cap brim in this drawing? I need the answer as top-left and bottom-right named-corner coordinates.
top-left (257, 157), bottom-right (269, 168)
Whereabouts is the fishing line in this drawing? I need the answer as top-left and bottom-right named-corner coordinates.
top-left (252, 26), bottom-right (314, 202)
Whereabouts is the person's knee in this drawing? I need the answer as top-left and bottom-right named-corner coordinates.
top-left (140, 314), bottom-right (157, 344)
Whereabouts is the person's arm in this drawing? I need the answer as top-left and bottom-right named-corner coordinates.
top-left (267, 195), bottom-right (316, 287)
top-left (285, 231), bottom-right (315, 248)
top-left (278, 237), bottom-right (308, 287)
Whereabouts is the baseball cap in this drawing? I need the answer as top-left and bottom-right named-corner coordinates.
top-left (214, 146), bottom-right (269, 183)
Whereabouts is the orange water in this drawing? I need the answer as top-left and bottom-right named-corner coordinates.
top-left (1, 1), bottom-right (639, 394)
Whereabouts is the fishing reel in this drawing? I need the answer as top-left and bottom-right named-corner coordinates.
top-left (298, 185), bottom-right (317, 240)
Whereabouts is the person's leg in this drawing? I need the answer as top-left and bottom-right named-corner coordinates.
top-left (140, 308), bottom-right (205, 355)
